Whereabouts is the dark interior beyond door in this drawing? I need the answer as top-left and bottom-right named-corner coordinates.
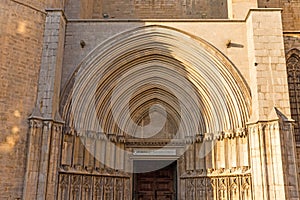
top-left (133, 160), bottom-right (177, 200)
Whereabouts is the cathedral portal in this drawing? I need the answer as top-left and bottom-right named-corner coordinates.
top-left (56, 25), bottom-right (253, 199)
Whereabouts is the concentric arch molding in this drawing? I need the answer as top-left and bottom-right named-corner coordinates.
top-left (61, 25), bottom-right (251, 138)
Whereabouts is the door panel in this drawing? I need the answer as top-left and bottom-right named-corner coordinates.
top-left (134, 160), bottom-right (176, 200)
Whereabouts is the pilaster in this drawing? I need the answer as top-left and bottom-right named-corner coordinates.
top-left (23, 9), bottom-right (66, 199)
top-left (248, 115), bottom-right (299, 200)
top-left (23, 117), bottom-right (43, 199)
top-left (36, 9), bottom-right (66, 119)
top-left (246, 9), bottom-right (299, 199)
top-left (246, 9), bottom-right (290, 121)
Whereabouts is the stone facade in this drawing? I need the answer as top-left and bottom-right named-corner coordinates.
top-left (1, 0), bottom-right (300, 199)
top-left (64, 0), bottom-right (228, 19)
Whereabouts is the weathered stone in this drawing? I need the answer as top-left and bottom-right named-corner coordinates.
top-left (1, 0), bottom-right (300, 199)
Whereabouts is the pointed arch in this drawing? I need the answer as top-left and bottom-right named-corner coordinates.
top-left (61, 25), bottom-right (251, 138)
top-left (286, 48), bottom-right (300, 142)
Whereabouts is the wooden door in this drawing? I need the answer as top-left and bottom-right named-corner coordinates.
top-left (134, 161), bottom-right (176, 200)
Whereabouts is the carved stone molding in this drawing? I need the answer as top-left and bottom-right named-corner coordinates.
top-left (181, 167), bottom-right (251, 178)
top-left (181, 175), bottom-right (252, 200)
top-left (94, 177), bottom-right (104, 200)
top-left (125, 138), bottom-right (185, 146)
top-left (57, 173), bottom-right (131, 200)
top-left (29, 118), bottom-right (43, 128)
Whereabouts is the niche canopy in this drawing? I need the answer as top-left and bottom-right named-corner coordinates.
top-left (63, 25), bottom-right (251, 139)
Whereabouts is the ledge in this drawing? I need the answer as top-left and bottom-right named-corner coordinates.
top-left (45, 8), bottom-right (67, 22)
top-left (245, 8), bottom-right (283, 21)
top-left (67, 18), bottom-right (245, 23)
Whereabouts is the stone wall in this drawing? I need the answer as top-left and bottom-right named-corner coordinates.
top-left (280, 0), bottom-right (300, 31)
top-left (296, 147), bottom-right (300, 194)
top-left (258, 0), bottom-right (300, 31)
top-left (61, 21), bottom-right (250, 91)
top-left (0, 0), bottom-right (46, 198)
top-left (64, 0), bottom-right (228, 19)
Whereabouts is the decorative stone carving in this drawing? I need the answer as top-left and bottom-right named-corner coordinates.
top-left (115, 178), bottom-right (124, 199)
top-left (82, 176), bottom-right (92, 200)
top-left (104, 177), bottom-right (113, 200)
top-left (207, 178), bottom-right (215, 200)
top-left (58, 174), bottom-right (70, 200)
top-left (94, 177), bottom-right (104, 200)
top-left (57, 174), bottom-right (130, 199)
top-left (181, 175), bottom-right (252, 200)
top-left (124, 178), bottom-right (131, 200)
top-left (196, 178), bottom-right (206, 199)
top-left (218, 178), bottom-right (227, 200)
top-left (229, 177), bottom-right (238, 200)
top-left (70, 175), bottom-right (82, 200)
top-left (241, 176), bottom-right (251, 199)
top-left (186, 178), bottom-right (195, 199)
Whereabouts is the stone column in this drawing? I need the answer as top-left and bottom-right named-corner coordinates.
top-left (24, 116), bottom-right (64, 199)
top-left (229, 137), bottom-right (237, 169)
top-left (23, 118), bottom-right (43, 199)
top-left (248, 123), bottom-right (269, 199)
top-left (115, 136), bottom-right (125, 171)
top-left (216, 137), bottom-right (225, 170)
top-left (95, 133), bottom-right (106, 171)
top-left (61, 130), bottom-right (73, 167)
top-left (45, 122), bottom-right (63, 199)
top-left (106, 134), bottom-right (116, 170)
top-left (185, 136), bottom-right (195, 172)
top-left (204, 133), bottom-right (214, 173)
top-left (195, 134), bottom-right (205, 172)
top-left (248, 118), bottom-right (299, 200)
top-left (83, 135), bottom-right (95, 171)
top-left (36, 120), bottom-right (53, 199)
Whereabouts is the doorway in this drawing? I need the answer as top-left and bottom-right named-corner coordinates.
top-left (133, 160), bottom-right (177, 200)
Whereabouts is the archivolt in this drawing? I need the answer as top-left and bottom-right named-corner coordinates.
top-left (61, 25), bottom-right (251, 138)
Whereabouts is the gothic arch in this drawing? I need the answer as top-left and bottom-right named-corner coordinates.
top-left (57, 24), bottom-right (253, 200)
top-left (286, 48), bottom-right (300, 142)
top-left (61, 25), bottom-right (251, 139)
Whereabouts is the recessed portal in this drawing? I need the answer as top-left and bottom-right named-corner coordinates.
top-left (133, 160), bottom-right (177, 200)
